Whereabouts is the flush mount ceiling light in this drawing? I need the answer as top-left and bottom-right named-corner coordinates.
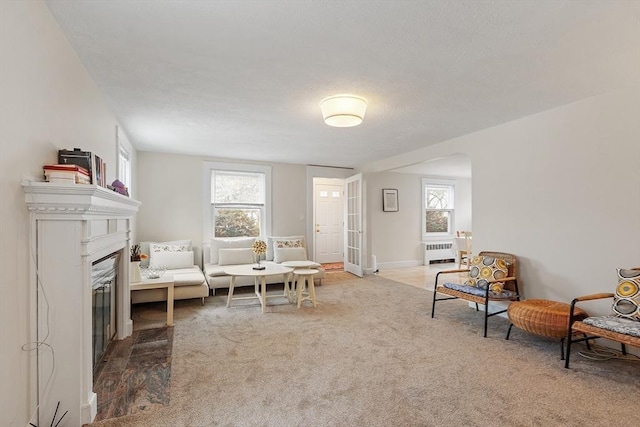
top-left (320, 94), bottom-right (368, 127)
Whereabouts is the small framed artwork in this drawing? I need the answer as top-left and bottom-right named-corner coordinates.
top-left (382, 188), bottom-right (399, 212)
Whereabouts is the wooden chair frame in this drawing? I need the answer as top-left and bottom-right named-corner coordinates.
top-left (564, 293), bottom-right (640, 368)
top-left (456, 231), bottom-right (472, 269)
top-left (431, 251), bottom-right (520, 337)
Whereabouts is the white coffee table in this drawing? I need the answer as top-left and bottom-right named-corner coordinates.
top-left (130, 275), bottom-right (175, 326)
top-left (224, 264), bottom-right (294, 313)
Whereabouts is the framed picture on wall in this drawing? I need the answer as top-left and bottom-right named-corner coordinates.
top-left (382, 188), bottom-right (399, 212)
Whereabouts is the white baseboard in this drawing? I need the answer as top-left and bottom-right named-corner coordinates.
top-left (377, 260), bottom-right (422, 270)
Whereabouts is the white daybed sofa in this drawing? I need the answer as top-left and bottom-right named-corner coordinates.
top-left (202, 236), bottom-right (325, 295)
top-left (131, 240), bottom-right (209, 304)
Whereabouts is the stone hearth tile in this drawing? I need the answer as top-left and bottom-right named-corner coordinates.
top-left (93, 326), bottom-right (173, 422)
top-left (106, 381), bottom-right (130, 419)
top-left (130, 339), bottom-right (170, 357)
top-left (127, 365), bottom-right (171, 415)
top-left (94, 371), bottom-right (123, 421)
top-left (95, 371), bottom-right (123, 395)
top-left (109, 337), bottom-right (134, 358)
top-left (100, 356), bottom-right (129, 374)
top-left (109, 359), bottom-right (171, 417)
top-left (128, 350), bottom-right (171, 369)
top-left (136, 326), bottom-right (170, 343)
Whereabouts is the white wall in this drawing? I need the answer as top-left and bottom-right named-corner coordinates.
top-left (365, 172), bottom-right (472, 268)
top-left (0, 2), bottom-right (136, 425)
top-left (455, 177), bottom-right (472, 232)
top-left (366, 172), bottom-right (423, 267)
top-left (470, 89), bottom-right (640, 303)
top-left (363, 88), bottom-right (640, 308)
top-left (136, 151), bottom-right (308, 264)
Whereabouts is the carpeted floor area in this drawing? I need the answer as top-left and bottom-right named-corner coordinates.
top-left (90, 272), bottom-right (639, 426)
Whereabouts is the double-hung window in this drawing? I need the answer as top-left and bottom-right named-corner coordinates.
top-left (203, 162), bottom-right (271, 239)
top-left (422, 178), bottom-right (455, 237)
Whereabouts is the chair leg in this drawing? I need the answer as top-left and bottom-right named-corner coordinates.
top-left (483, 309), bottom-right (489, 338)
top-left (564, 335), bottom-right (573, 369)
top-left (560, 337), bottom-right (565, 360)
top-left (621, 343), bottom-right (627, 355)
top-left (474, 303), bottom-right (479, 312)
top-left (505, 324), bottom-right (513, 340)
top-left (584, 334), bottom-right (591, 350)
top-left (431, 290), bottom-right (437, 318)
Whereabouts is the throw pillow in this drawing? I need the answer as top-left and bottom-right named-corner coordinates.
top-left (613, 268), bottom-right (640, 320)
top-left (140, 239), bottom-right (192, 267)
top-left (209, 237), bottom-right (255, 265)
top-left (274, 247), bottom-right (308, 263)
top-left (465, 256), bottom-right (509, 293)
top-left (149, 243), bottom-right (190, 253)
top-left (150, 250), bottom-right (194, 270)
top-left (266, 235), bottom-right (305, 261)
top-left (218, 248), bottom-right (255, 266)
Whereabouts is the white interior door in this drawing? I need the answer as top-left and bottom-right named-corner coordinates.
top-left (314, 179), bottom-right (344, 263)
top-left (344, 173), bottom-right (363, 277)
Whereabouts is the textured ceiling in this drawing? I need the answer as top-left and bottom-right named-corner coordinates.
top-left (45, 1), bottom-right (640, 170)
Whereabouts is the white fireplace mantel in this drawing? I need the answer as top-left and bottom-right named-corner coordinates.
top-left (23, 180), bottom-right (140, 216)
top-left (23, 181), bottom-right (140, 426)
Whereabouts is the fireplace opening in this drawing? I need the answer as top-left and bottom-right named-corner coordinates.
top-left (92, 252), bottom-right (120, 373)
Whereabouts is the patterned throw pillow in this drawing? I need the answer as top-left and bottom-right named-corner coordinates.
top-left (266, 236), bottom-right (304, 261)
top-left (140, 239), bottom-right (192, 267)
top-left (150, 243), bottom-right (190, 253)
top-left (613, 268), bottom-right (640, 321)
top-left (149, 243), bottom-right (190, 267)
top-left (464, 256), bottom-right (509, 293)
top-left (274, 239), bottom-right (304, 250)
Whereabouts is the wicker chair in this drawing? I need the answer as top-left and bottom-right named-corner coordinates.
top-left (564, 292), bottom-right (640, 368)
top-left (431, 251), bottom-right (520, 337)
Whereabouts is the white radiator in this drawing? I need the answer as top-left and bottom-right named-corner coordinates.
top-left (423, 241), bottom-right (454, 264)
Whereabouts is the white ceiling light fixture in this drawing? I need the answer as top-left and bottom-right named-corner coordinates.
top-left (320, 94), bottom-right (368, 127)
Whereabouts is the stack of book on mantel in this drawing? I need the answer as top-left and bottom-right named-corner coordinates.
top-left (43, 164), bottom-right (91, 184)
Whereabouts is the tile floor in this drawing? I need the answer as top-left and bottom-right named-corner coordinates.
top-left (93, 326), bottom-right (173, 421)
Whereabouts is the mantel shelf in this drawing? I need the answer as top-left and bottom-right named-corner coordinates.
top-left (23, 180), bottom-right (140, 216)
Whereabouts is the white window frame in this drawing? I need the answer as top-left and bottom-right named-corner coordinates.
top-left (117, 145), bottom-right (131, 187)
top-left (202, 161), bottom-right (272, 241)
top-left (422, 178), bottom-right (456, 239)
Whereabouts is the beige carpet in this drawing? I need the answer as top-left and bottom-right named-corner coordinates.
top-left (90, 272), bottom-right (638, 426)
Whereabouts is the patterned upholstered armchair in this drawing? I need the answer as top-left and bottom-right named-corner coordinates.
top-left (431, 251), bottom-right (520, 337)
top-left (564, 268), bottom-right (640, 368)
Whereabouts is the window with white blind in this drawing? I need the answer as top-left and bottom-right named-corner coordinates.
top-left (422, 178), bottom-right (455, 238)
top-left (203, 162), bottom-right (272, 239)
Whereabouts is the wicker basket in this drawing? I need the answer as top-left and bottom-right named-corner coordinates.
top-left (508, 299), bottom-right (588, 338)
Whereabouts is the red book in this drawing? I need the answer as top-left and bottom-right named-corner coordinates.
top-left (44, 164), bottom-right (90, 177)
